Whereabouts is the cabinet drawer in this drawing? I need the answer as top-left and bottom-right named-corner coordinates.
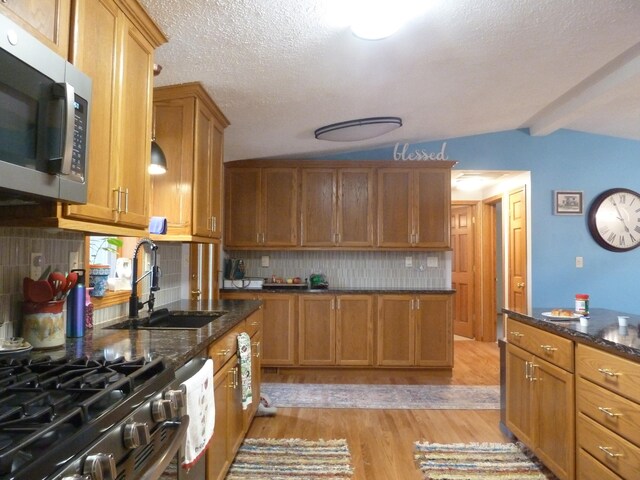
top-left (577, 448), bottom-right (623, 480)
top-left (245, 310), bottom-right (263, 338)
top-left (577, 377), bottom-right (640, 447)
top-left (577, 413), bottom-right (640, 480)
top-left (506, 319), bottom-right (574, 371)
top-left (208, 323), bottom-right (245, 367)
top-left (576, 344), bottom-right (640, 403)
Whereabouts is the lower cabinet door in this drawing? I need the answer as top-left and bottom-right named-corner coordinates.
top-left (336, 295), bottom-right (373, 366)
top-left (505, 344), bottom-right (535, 447)
top-left (299, 295), bottom-right (335, 365)
top-left (207, 365), bottom-right (230, 480)
top-left (376, 295), bottom-right (414, 366)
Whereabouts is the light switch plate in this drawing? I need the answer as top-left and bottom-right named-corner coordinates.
top-left (405, 256), bottom-right (413, 268)
top-left (30, 252), bottom-right (43, 279)
top-left (427, 256), bottom-right (439, 268)
top-left (69, 251), bottom-right (80, 271)
top-left (261, 255), bottom-right (270, 267)
top-left (575, 256), bottom-right (584, 268)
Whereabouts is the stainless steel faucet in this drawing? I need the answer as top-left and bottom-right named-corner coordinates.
top-left (128, 238), bottom-right (161, 318)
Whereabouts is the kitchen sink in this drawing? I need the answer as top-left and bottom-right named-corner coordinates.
top-left (106, 308), bottom-right (228, 330)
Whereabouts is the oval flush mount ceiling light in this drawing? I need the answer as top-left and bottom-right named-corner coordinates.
top-left (315, 117), bottom-right (402, 142)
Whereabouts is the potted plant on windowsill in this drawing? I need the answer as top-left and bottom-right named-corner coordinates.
top-left (89, 237), bottom-right (123, 298)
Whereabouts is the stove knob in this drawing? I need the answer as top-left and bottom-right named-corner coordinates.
top-left (152, 398), bottom-right (174, 421)
top-left (83, 453), bottom-right (116, 480)
top-left (165, 389), bottom-right (186, 411)
top-left (123, 422), bottom-right (151, 449)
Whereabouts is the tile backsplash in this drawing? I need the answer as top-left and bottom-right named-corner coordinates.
top-left (224, 250), bottom-right (451, 289)
top-left (0, 228), bottom-right (184, 334)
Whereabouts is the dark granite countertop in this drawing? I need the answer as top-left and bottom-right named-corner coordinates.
top-left (222, 287), bottom-right (455, 294)
top-left (503, 307), bottom-right (640, 362)
top-left (30, 299), bottom-right (262, 370)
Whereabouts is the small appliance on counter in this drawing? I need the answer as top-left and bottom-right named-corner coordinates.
top-left (222, 278), bottom-right (264, 289)
top-left (309, 273), bottom-right (329, 289)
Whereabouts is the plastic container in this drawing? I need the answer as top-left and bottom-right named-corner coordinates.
top-left (575, 294), bottom-right (589, 315)
top-left (85, 287), bottom-right (94, 329)
top-left (66, 269), bottom-right (86, 337)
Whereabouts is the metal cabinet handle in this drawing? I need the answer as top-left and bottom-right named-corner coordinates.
top-left (510, 331), bottom-right (524, 338)
top-left (598, 407), bottom-right (622, 418)
top-left (217, 348), bottom-right (230, 357)
top-left (540, 344), bottom-right (558, 352)
top-left (113, 188), bottom-right (122, 212)
top-left (529, 362), bottom-right (538, 381)
top-left (415, 298), bottom-right (420, 310)
top-left (525, 361), bottom-right (531, 380)
top-left (124, 188), bottom-right (129, 213)
top-left (252, 341), bottom-right (261, 358)
top-left (598, 368), bottom-right (621, 378)
top-left (598, 446), bottom-right (623, 458)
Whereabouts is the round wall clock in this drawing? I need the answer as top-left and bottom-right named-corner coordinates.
top-left (588, 188), bottom-right (640, 252)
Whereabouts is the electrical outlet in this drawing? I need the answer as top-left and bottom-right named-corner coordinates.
top-left (30, 253), bottom-right (43, 279)
top-left (261, 255), bottom-right (270, 267)
top-left (69, 251), bottom-right (80, 271)
top-left (427, 256), bottom-right (439, 268)
top-left (576, 256), bottom-right (584, 268)
top-left (405, 256), bottom-right (413, 268)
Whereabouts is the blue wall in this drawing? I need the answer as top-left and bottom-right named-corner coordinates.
top-left (321, 129), bottom-right (640, 313)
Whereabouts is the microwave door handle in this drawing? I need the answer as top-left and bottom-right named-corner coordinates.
top-left (59, 82), bottom-right (75, 175)
top-left (49, 82), bottom-right (75, 175)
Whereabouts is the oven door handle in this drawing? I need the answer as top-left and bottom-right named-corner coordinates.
top-left (139, 414), bottom-right (190, 480)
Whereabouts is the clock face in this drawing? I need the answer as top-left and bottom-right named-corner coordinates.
top-left (588, 188), bottom-right (640, 252)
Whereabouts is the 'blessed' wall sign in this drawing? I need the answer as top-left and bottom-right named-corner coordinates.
top-left (393, 142), bottom-right (448, 161)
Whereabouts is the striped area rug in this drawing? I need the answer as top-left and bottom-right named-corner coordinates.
top-left (226, 438), bottom-right (354, 479)
top-left (414, 442), bottom-right (557, 479)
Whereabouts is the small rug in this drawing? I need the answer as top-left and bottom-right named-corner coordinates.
top-left (261, 383), bottom-right (500, 409)
top-left (226, 438), bottom-right (353, 479)
top-left (414, 442), bottom-right (557, 479)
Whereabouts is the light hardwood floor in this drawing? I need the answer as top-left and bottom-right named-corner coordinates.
top-left (247, 339), bottom-right (508, 480)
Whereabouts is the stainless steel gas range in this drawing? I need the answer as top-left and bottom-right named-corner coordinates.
top-left (0, 354), bottom-right (197, 480)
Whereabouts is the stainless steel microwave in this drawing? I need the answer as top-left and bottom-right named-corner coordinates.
top-left (0, 14), bottom-right (91, 204)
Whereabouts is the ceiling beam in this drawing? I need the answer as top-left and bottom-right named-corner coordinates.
top-left (527, 41), bottom-right (640, 136)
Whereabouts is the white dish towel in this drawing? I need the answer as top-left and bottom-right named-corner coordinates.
top-left (181, 359), bottom-right (215, 469)
top-left (237, 332), bottom-right (253, 409)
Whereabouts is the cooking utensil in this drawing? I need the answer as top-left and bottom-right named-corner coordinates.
top-left (48, 271), bottom-right (67, 300)
top-left (28, 280), bottom-right (54, 303)
top-left (63, 271), bottom-right (78, 297)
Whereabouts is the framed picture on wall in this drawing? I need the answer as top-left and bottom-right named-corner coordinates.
top-left (554, 190), bottom-right (583, 215)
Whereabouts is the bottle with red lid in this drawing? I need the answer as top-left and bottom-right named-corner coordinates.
top-left (575, 294), bottom-right (589, 315)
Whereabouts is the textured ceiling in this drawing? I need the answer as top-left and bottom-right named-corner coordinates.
top-left (139, 0), bottom-right (640, 161)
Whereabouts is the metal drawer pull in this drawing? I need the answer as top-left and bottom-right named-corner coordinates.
top-left (598, 368), bottom-right (621, 377)
top-left (510, 331), bottom-right (524, 338)
top-left (252, 341), bottom-right (261, 358)
top-left (540, 344), bottom-right (558, 352)
top-left (598, 446), bottom-right (623, 458)
top-left (529, 363), bottom-right (538, 382)
top-left (217, 348), bottom-right (230, 357)
top-left (598, 407), bottom-right (622, 418)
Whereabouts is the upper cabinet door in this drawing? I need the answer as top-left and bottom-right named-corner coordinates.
top-left (301, 169), bottom-right (336, 246)
top-left (225, 168), bottom-right (262, 247)
top-left (0, 0), bottom-right (71, 57)
top-left (377, 169), bottom-right (413, 247)
top-left (338, 168), bottom-right (374, 247)
top-left (414, 169), bottom-right (450, 248)
top-left (193, 104), bottom-right (216, 237)
top-left (262, 168), bottom-right (298, 247)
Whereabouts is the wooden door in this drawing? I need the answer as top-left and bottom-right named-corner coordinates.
top-left (337, 168), bottom-right (374, 247)
top-left (66, 0), bottom-right (120, 224)
top-left (225, 168), bottom-right (261, 247)
top-left (301, 169), bottom-right (337, 246)
top-left (508, 188), bottom-right (527, 311)
top-left (116, 17), bottom-right (153, 227)
top-left (193, 103), bottom-right (214, 237)
top-left (415, 169), bottom-right (450, 247)
top-left (452, 204), bottom-right (475, 338)
top-left (0, 0), bottom-right (70, 57)
top-left (262, 168), bottom-right (298, 246)
top-left (260, 294), bottom-right (296, 366)
top-left (505, 344), bottom-right (534, 447)
top-left (298, 295), bottom-right (335, 365)
top-left (377, 169), bottom-right (413, 247)
top-left (376, 295), bottom-right (414, 366)
top-left (415, 295), bottom-right (453, 367)
top-left (534, 357), bottom-right (575, 480)
top-left (151, 97), bottom-right (195, 233)
top-left (336, 295), bottom-right (373, 365)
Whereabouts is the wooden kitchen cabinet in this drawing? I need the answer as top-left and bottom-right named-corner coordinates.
top-left (150, 83), bottom-right (229, 242)
top-left (225, 167), bottom-right (298, 248)
top-left (222, 292), bottom-right (297, 366)
top-left (506, 319), bottom-right (575, 480)
top-left (300, 168), bottom-right (374, 247)
top-left (0, 0), bottom-right (71, 57)
top-left (377, 294), bottom-right (452, 367)
top-left (377, 167), bottom-right (451, 248)
top-left (298, 294), bottom-right (374, 366)
top-left (65, 0), bottom-right (165, 229)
